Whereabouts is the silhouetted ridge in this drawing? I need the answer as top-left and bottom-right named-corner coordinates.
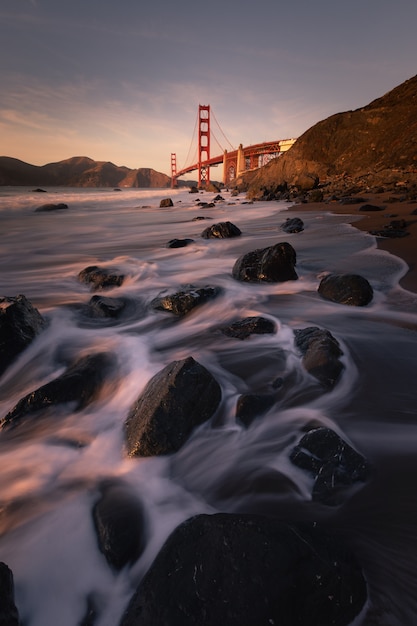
top-left (243, 74), bottom-right (417, 196)
top-left (0, 156), bottom-right (171, 187)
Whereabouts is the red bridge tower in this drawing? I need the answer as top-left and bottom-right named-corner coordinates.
top-left (198, 104), bottom-right (210, 188)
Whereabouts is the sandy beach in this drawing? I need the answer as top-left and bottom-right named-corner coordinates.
top-left (291, 191), bottom-right (417, 294)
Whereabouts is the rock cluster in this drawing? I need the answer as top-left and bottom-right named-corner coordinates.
top-left (0, 195), bottom-right (377, 624)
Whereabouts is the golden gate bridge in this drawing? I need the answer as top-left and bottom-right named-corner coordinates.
top-left (171, 105), bottom-right (296, 188)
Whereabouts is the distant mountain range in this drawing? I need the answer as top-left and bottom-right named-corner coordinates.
top-left (0, 156), bottom-right (179, 188)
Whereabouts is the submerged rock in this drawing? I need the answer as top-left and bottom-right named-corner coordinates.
top-left (359, 203), bottom-right (384, 211)
top-left (87, 295), bottom-right (127, 319)
top-left (236, 393), bottom-right (275, 427)
top-left (294, 326), bottom-right (344, 389)
top-left (124, 356), bottom-right (221, 457)
top-left (1, 352), bottom-right (115, 430)
top-left (0, 295), bottom-right (46, 376)
top-left (120, 512), bottom-right (367, 626)
top-left (318, 273), bottom-right (373, 306)
top-left (232, 241), bottom-right (298, 283)
top-left (201, 221), bottom-right (241, 239)
top-left (92, 479), bottom-right (147, 571)
top-left (151, 285), bottom-right (221, 316)
top-left (160, 198), bottom-right (174, 207)
top-left (34, 202), bottom-right (68, 212)
top-left (166, 238), bottom-right (195, 248)
top-left (290, 427), bottom-right (370, 505)
top-left (78, 266), bottom-right (125, 291)
top-left (220, 316), bottom-right (277, 340)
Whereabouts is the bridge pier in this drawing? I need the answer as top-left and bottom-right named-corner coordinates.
top-left (236, 144), bottom-right (245, 177)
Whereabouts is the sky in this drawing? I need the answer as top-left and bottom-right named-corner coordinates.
top-left (1, 0), bottom-right (417, 176)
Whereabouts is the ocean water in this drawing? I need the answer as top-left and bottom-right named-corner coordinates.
top-left (0, 186), bottom-right (417, 625)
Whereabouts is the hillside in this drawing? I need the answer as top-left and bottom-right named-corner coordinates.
top-left (0, 156), bottom-right (172, 188)
top-left (243, 74), bottom-right (417, 197)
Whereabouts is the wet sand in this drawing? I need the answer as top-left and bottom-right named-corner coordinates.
top-left (291, 192), bottom-right (417, 294)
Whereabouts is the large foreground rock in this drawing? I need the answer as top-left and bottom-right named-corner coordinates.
top-left (318, 273), bottom-right (373, 306)
top-left (120, 513), bottom-right (367, 626)
top-left (294, 326), bottom-right (344, 389)
top-left (1, 352), bottom-right (115, 430)
top-left (0, 562), bottom-right (20, 625)
top-left (232, 241), bottom-right (298, 283)
top-left (290, 427), bottom-right (370, 505)
top-left (124, 357), bottom-right (221, 457)
top-left (92, 480), bottom-right (147, 571)
top-left (0, 295), bottom-right (46, 376)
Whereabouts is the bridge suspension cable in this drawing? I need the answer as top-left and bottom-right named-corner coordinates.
top-left (180, 110), bottom-right (199, 171)
top-left (211, 108), bottom-right (235, 152)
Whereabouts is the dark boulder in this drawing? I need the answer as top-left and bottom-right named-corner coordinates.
top-left (290, 427), bottom-right (370, 505)
top-left (124, 356), bottom-right (221, 457)
top-left (232, 241), bottom-right (298, 283)
top-left (294, 327), bottom-right (344, 389)
top-left (150, 285), bottom-right (221, 316)
top-left (119, 512), bottom-right (367, 626)
top-left (236, 393), bottom-right (275, 427)
top-left (92, 480), bottom-right (147, 571)
top-left (0, 562), bottom-right (20, 625)
top-left (318, 273), bottom-right (373, 306)
top-left (160, 198), bottom-right (174, 207)
top-left (166, 238), bottom-right (195, 248)
top-left (220, 316), bottom-right (276, 340)
top-left (87, 295), bottom-right (127, 319)
top-left (213, 194), bottom-right (224, 201)
top-left (201, 221), bottom-right (241, 239)
top-left (0, 295), bottom-right (46, 377)
top-left (78, 266), bottom-right (125, 291)
top-left (1, 352), bottom-right (115, 430)
top-left (281, 217), bottom-right (304, 233)
top-left (34, 202), bottom-right (68, 212)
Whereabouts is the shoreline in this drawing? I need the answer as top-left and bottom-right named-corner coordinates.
top-left (289, 192), bottom-right (417, 295)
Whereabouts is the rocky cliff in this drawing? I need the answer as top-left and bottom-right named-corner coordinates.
top-left (0, 156), bottom-right (172, 188)
top-left (243, 74), bottom-right (417, 197)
